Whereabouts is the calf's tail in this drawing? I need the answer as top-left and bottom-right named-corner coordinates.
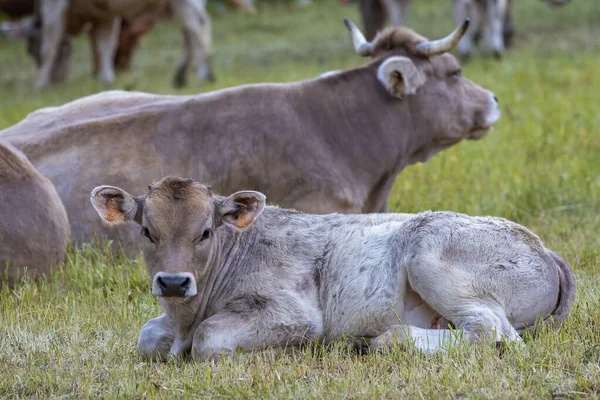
top-left (544, 250), bottom-right (577, 325)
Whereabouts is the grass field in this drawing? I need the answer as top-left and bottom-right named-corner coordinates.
top-left (1, 0), bottom-right (599, 398)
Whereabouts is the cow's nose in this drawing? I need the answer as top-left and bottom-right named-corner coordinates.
top-left (493, 95), bottom-right (499, 104)
top-left (156, 274), bottom-right (191, 297)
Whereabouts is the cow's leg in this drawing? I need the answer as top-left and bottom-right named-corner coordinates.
top-left (36, 0), bottom-right (69, 88)
top-left (404, 258), bottom-right (524, 351)
top-left (92, 18), bottom-right (120, 85)
top-left (171, 0), bottom-right (214, 87)
top-left (371, 310), bottom-right (522, 354)
top-left (454, 0), bottom-right (481, 61)
top-left (191, 310), bottom-right (320, 361)
top-left (381, 0), bottom-right (410, 27)
top-left (481, 0), bottom-right (506, 58)
top-left (137, 314), bottom-right (175, 360)
top-left (360, 0), bottom-right (386, 41)
top-left (370, 325), bottom-right (462, 354)
top-left (502, 0), bottom-right (515, 48)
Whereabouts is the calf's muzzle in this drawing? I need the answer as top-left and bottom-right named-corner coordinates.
top-left (152, 272), bottom-right (197, 297)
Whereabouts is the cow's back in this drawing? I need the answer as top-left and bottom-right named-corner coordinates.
top-left (0, 88), bottom-right (321, 253)
top-left (0, 141), bottom-right (70, 286)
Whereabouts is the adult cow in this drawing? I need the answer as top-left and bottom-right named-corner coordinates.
top-left (359, 0), bottom-right (571, 57)
top-left (90, 177), bottom-right (576, 360)
top-left (1, 19), bottom-right (500, 255)
top-left (0, 141), bottom-right (70, 287)
top-left (22, 0), bottom-right (212, 88)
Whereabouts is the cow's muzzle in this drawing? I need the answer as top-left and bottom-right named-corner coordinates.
top-left (152, 272), bottom-right (198, 297)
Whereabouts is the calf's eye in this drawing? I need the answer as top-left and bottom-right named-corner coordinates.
top-left (196, 229), bottom-right (212, 244)
top-left (141, 227), bottom-right (156, 244)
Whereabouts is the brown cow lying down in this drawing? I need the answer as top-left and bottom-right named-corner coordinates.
top-left (91, 177), bottom-right (576, 360)
top-left (1, 19), bottom-right (500, 255)
top-left (0, 141), bottom-right (70, 287)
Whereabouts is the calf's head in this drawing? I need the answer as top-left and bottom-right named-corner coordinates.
top-left (344, 18), bottom-right (500, 153)
top-left (91, 177), bottom-right (265, 299)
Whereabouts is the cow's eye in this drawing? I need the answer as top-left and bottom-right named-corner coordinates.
top-left (450, 69), bottom-right (462, 77)
top-left (195, 229), bottom-right (212, 244)
top-left (141, 227), bottom-right (155, 244)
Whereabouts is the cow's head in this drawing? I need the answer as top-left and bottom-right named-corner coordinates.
top-left (344, 19), bottom-right (500, 151)
top-left (91, 177), bottom-right (265, 300)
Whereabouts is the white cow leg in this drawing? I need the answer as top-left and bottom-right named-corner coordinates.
top-left (370, 325), bottom-right (463, 354)
top-left (37, 0), bottom-right (69, 88)
top-left (454, 0), bottom-right (480, 61)
top-left (481, 0), bottom-right (506, 57)
top-left (93, 18), bottom-right (120, 86)
top-left (171, 0), bottom-right (214, 86)
top-left (137, 314), bottom-right (175, 360)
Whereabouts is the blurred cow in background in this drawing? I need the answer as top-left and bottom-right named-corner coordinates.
top-left (1, 0), bottom-right (214, 88)
top-left (358, 0), bottom-right (571, 58)
top-left (1, 0), bottom-right (254, 85)
top-left (454, 0), bottom-right (570, 60)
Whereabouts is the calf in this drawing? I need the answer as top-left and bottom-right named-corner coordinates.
top-left (91, 177), bottom-right (575, 360)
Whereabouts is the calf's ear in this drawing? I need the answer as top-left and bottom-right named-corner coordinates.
top-left (218, 191), bottom-right (266, 229)
top-left (90, 186), bottom-right (142, 225)
top-left (377, 56), bottom-right (426, 99)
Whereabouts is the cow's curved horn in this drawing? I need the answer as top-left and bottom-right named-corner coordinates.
top-left (344, 18), bottom-right (372, 57)
top-left (415, 19), bottom-right (470, 56)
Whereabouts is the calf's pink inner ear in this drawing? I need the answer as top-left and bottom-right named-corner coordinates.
top-left (91, 186), bottom-right (134, 224)
top-left (220, 191), bottom-right (266, 229)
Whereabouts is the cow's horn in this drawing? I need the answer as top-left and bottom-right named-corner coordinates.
top-left (344, 18), bottom-right (372, 57)
top-left (416, 19), bottom-right (470, 56)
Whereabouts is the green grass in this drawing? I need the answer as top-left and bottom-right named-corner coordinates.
top-left (1, 0), bottom-right (600, 397)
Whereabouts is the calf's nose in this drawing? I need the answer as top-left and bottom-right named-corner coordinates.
top-left (156, 274), bottom-right (191, 297)
top-left (493, 95), bottom-right (499, 104)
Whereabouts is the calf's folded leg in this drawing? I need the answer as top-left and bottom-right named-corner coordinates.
top-left (137, 314), bottom-right (174, 360)
top-left (191, 311), bottom-right (320, 361)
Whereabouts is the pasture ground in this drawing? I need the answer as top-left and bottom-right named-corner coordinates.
top-left (1, 0), bottom-right (599, 398)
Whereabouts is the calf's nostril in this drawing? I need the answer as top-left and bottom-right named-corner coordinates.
top-left (157, 277), bottom-right (167, 289)
top-left (181, 277), bottom-right (191, 290)
top-left (493, 95), bottom-right (499, 104)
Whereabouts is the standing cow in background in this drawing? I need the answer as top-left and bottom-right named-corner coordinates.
top-left (0, 141), bottom-right (70, 288)
top-left (18, 0), bottom-right (213, 88)
top-left (1, 19), bottom-right (500, 254)
top-left (359, 0), bottom-right (571, 57)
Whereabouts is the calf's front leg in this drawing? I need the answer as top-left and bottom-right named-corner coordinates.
top-left (137, 314), bottom-right (174, 360)
top-left (192, 311), bottom-right (319, 361)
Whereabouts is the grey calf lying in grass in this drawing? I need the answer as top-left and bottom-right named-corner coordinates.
top-left (91, 177), bottom-right (576, 361)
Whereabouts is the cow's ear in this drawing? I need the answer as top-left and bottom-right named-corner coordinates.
top-left (218, 191), bottom-right (266, 229)
top-left (377, 56), bottom-right (426, 99)
top-left (91, 186), bottom-right (142, 225)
